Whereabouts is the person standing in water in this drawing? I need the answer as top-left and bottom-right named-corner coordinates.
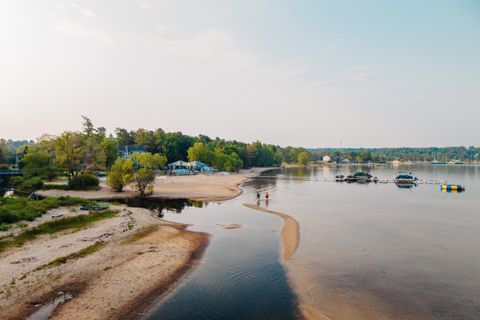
top-left (265, 192), bottom-right (270, 200)
top-left (256, 192), bottom-right (261, 200)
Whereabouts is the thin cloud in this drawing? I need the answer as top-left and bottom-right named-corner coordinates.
top-left (56, 21), bottom-right (111, 44)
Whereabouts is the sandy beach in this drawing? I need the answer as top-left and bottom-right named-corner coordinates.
top-left (37, 169), bottom-right (268, 202)
top-left (0, 205), bottom-right (208, 320)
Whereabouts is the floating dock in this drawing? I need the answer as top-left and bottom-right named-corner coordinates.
top-left (441, 184), bottom-right (465, 191)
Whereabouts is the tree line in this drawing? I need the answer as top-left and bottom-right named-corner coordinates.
top-left (309, 147), bottom-right (479, 163)
top-left (0, 117), bottom-right (311, 192)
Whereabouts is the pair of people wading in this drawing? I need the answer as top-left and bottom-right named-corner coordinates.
top-left (256, 192), bottom-right (270, 200)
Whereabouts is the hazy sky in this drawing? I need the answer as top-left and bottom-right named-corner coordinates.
top-left (1, 0), bottom-right (479, 147)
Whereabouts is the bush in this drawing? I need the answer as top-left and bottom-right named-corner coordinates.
top-left (10, 176), bottom-right (44, 193)
top-left (107, 158), bottom-right (133, 192)
top-left (68, 175), bottom-right (99, 190)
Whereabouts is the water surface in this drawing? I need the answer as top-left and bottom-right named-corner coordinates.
top-left (255, 164), bottom-right (480, 319)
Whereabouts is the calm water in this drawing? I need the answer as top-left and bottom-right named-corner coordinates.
top-left (257, 164), bottom-right (480, 319)
top-left (133, 164), bottom-right (479, 319)
top-left (139, 194), bottom-right (300, 320)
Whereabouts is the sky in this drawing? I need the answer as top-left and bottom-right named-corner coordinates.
top-left (0, 0), bottom-right (479, 148)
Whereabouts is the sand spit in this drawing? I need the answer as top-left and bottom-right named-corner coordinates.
top-left (242, 203), bottom-right (333, 320)
top-left (0, 206), bottom-right (208, 320)
top-left (37, 169), bottom-right (271, 202)
top-left (242, 203), bottom-right (299, 260)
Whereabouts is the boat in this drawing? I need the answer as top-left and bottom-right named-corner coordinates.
top-left (394, 172), bottom-right (418, 184)
top-left (431, 161), bottom-right (447, 165)
top-left (80, 202), bottom-right (110, 211)
top-left (345, 171), bottom-right (373, 182)
top-left (335, 175), bottom-right (346, 182)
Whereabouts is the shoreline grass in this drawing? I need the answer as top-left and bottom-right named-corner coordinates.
top-left (35, 241), bottom-right (106, 271)
top-left (123, 225), bottom-right (159, 244)
top-left (0, 210), bottom-right (117, 253)
top-left (0, 196), bottom-right (95, 227)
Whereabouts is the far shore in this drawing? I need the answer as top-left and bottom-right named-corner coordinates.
top-left (37, 168), bottom-right (273, 202)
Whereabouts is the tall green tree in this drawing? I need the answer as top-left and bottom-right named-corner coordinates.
top-left (187, 142), bottom-right (215, 164)
top-left (54, 132), bottom-right (85, 181)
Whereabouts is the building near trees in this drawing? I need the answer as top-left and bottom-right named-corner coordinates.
top-left (118, 145), bottom-right (147, 159)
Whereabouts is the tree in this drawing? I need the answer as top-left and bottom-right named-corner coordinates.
top-left (297, 151), bottom-right (311, 166)
top-left (187, 142), bottom-right (214, 164)
top-left (115, 128), bottom-right (135, 146)
top-left (54, 132), bottom-right (85, 181)
top-left (0, 139), bottom-right (13, 165)
top-left (132, 168), bottom-right (155, 196)
top-left (21, 148), bottom-right (58, 180)
top-left (99, 138), bottom-right (119, 170)
top-left (131, 152), bottom-right (167, 170)
top-left (82, 116), bottom-right (96, 136)
top-left (107, 158), bottom-right (133, 192)
top-left (129, 152), bottom-right (166, 196)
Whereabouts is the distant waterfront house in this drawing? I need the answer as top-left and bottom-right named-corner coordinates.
top-left (118, 145), bottom-right (147, 158)
top-left (167, 160), bottom-right (214, 173)
top-left (167, 160), bottom-right (189, 170)
top-left (187, 161), bottom-right (212, 172)
top-left (322, 155), bottom-right (332, 163)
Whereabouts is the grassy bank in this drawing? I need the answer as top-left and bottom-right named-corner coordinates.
top-left (0, 210), bottom-right (117, 253)
top-left (0, 196), bottom-right (94, 228)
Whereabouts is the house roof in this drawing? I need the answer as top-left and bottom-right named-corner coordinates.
top-left (188, 161), bottom-right (208, 167)
top-left (168, 160), bottom-right (189, 166)
top-left (118, 145), bottom-right (147, 152)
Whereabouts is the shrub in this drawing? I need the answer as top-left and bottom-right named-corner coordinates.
top-left (0, 196), bottom-right (93, 225)
top-left (68, 175), bottom-right (99, 190)
top-left (10, 176), bottom-right (44, 193)
top-left (107, 158), bottom-right (133, 192)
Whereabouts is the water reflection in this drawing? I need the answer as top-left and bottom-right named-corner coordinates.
top-left (113, 198), bottom-right (205, 217)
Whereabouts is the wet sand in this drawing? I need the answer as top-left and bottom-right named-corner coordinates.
top-left (0, 206), bottom-right (208, 320)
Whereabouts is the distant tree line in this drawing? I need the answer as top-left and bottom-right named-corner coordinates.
top-left (309, 147), bottom-right (479, 163)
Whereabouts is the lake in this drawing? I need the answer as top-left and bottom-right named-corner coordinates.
top-left (142, 164), bottom-right (480, 319)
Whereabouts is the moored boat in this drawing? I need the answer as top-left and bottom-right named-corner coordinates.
top-left (345, 171), bottom-right (373, 182)
top-left (394, 172), bottom-right (418, 184)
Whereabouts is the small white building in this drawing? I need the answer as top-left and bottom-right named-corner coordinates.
top-left (323, 155), bottom-right (332, 163)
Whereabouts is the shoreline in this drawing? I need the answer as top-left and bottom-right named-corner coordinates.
top-left (36, 168), bottom-right (273, 202)
top-left (1, 168), bottom-right (275, 319)
top-left (0, 206), bottom-right (209, 320)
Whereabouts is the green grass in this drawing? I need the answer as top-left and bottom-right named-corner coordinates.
top-left (35, 241), bottom-right (106, 271)
top-left (0, 210), bottom-right (117, 253)
top-left (0, 196), bottom-right (94, 226)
